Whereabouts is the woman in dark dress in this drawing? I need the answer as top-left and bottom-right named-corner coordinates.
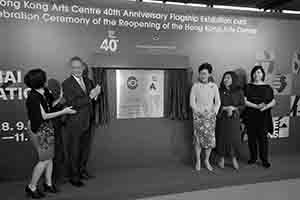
top-left (244, 65), bottom-right (276, 168)
top-left (216, 71), bottom-right (245, 170)
top-left (24, 69), bottom-right (76, 198)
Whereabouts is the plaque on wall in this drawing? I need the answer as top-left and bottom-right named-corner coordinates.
top-left (116, 70), bottom-right (164, 119)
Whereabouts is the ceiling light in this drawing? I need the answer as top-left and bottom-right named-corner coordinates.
top-left (142, 0), bottom-right (163, 4)
top-left (213, 5), bottom-right (263, 12)
top-left (282, 10), bottom-right (300, 14)
top-left (165, 2), bottom-right (186, 6)
top-left (186, 3), bottom-right (207, 7)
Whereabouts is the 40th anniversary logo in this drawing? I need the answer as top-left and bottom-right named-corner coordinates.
top-left (99, 30), bottom-right (119, 52)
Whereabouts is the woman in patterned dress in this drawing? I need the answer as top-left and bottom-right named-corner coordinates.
top-left (24, 69), bottom-right (76, 198)
top-left (190, 63), bottom-right (221, 171)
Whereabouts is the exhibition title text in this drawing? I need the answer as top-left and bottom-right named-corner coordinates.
top-left (0, 70), bottom-right (29, 101)
top-left (0, 0), bottom-right (257, 34)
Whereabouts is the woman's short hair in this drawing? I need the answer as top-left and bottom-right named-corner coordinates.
top-left (220, 71), bottom-right (239, 91)
top-left (198, 63), bottom-right (213, 74)
top-left (24, 69), bottom-right (46, 89)
top-left (250, 65), bottom-right (265, 82)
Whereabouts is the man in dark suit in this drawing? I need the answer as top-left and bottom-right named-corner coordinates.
top-left (62, 56), bottom-right (100, 187)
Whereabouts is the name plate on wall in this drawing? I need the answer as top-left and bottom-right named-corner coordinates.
top-left (116, 70), bottom-right (164, 119)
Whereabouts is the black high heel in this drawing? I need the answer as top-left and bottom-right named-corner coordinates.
top-left (262, 161), bottom-right (271, 168)
top-left (43, 183), bottom-right (59, 193)
top-left (25, 186), bottom-right (43, 199)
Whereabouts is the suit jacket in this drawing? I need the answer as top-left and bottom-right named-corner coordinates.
top-left (62, 76), bottom-right (94, 132)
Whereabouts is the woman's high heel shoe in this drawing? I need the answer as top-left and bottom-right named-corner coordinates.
top-left (218, 158), bottom-right (225, 169)
top-left (232, 158), bottom-right (239, 170)
top-left (43, 183), bottom-right (59, 193)
top-left (25, 186), bottom-right (43, 199)
top-left (204, 161), bottom-right (214, 171)
top-left (195, 161), bottom-right (201, 171)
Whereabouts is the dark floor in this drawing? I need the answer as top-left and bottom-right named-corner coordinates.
top-left (2, 154), bottom-right (300, 200)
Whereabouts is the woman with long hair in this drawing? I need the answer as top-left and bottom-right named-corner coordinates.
top-left (216, 71), bottom-right (245, 170)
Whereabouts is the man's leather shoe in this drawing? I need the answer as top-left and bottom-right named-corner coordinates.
top-left (248, 159), bottom-right (257, 164)
top-left (69, 180), bottom-right (84, 187)
top-left (80, 173), bottom-right (90, 180)
top-left (80, 171), bottom-right (94, 180)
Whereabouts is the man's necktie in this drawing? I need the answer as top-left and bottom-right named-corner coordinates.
top-left (79, 77), bottom-right (87, 93)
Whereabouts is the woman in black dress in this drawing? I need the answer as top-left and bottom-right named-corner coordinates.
top-left (216, 71), bottom-right (245, 170)
top-left (24, 69), bottom-right (76, 198)
top-left (244, 65), bottom-right (276, 168)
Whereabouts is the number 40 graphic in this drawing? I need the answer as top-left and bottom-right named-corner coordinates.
top-left (100, 30), bottom-right (119, 52)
